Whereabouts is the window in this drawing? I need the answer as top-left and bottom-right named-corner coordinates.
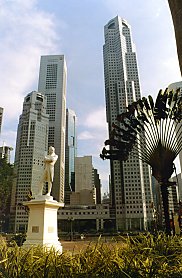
top-left (46, 64), bottom-right (58, 89)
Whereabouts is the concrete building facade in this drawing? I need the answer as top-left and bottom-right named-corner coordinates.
top-left (103, 16), bottom-right (153, 231)
top-left (58, 204), bottom-right (110, 234)
top-left (168, 81), bottom-right (182, 174)
top-left (38, 55), bottom-right (67, 202)
top-left (0, 144), bottom-right (13, 164)
top-left (70, 156), bottom-right (101, 206)
top-left (12, 91), bottom-right (49, 232)
top-left (168, 0), bottom-right (182, 75)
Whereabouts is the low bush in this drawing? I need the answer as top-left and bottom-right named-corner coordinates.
top-left (0, 233), bottom-right (182, 277)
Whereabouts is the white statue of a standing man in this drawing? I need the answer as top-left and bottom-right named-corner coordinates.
top-left (37, 146), bottom-right (58, 196)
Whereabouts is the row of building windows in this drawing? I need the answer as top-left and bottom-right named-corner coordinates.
top-left (46, 64), bottom-right (58, 89)
top-left (59, 211), bottom-right (108, 215)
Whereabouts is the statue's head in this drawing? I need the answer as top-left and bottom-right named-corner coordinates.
top-left (49, 146), bottom-right (55, 154)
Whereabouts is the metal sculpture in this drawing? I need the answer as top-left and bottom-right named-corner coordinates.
top-left (101, 88), bottom-right (182, 235)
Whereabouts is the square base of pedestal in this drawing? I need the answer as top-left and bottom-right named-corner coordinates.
top-left (23, 239), bottom-right (62, 253)
top-left (23, 196), bottom-right (64, 253)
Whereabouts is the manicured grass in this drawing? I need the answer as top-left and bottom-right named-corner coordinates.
top-left (0, 233), bottom-right (182, 277)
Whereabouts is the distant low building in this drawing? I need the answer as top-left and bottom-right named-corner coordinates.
top-left (58, 204), bottom-right (111, 234)
top-left (0, 144), bottom-right (13, 164)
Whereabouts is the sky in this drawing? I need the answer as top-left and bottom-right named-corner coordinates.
top-left (0, 0), bottom-right (181, 194)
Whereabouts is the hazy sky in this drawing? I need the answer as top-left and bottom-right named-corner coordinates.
top-left (0, 0), bottom-right (181, 194)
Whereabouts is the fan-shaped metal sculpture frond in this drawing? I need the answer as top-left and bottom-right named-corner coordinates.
top-left (101, 88), bottom-right (182, 235)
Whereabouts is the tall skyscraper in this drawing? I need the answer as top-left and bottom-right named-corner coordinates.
top-left (0, 107), bottom-right (3, 135)
top-left (12, 91), bottom-right (49, 232)
top-left (38, 55), bottom-right (67, 202)
top-left (64, 108), bottom-right (77, 204)
top-left (103, 16), bottom-right (153, 231)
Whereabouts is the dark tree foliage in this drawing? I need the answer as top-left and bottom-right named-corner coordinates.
top-left (0, 158), bottom-right (14, 232)
top-left (101, 88), bottom-right (182, 235)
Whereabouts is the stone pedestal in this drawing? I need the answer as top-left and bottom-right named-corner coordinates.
top-left (23, 196), bottom-right (64, 253)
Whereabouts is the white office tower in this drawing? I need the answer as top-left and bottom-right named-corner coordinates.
top-left (13, 91), bottom-right (49, 232)
top-left (103, 16), bottom-right (153, 231)
top-left (64, 108), bottom-right (77, 204)
top-left (168, 81), bottom-right (182, 173)
top-left (38, 55), bottom-right (67, 202)
top-left (0, 107), bottom-right (3, 135)
top-left (70, 156), bottom-right (97, 205)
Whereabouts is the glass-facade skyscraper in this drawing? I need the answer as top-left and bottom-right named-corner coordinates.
top-left (103, 16), bottom-right (153, 231)
top-left (38, 55), bottom-right (67, 202)
top-left (64, 108), bottom-right (77, 204)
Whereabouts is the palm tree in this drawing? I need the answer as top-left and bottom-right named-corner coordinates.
top-left (101, 88), bottom-right (182, 235)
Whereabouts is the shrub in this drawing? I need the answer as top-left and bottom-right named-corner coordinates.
top-left (0, 233), bottom-right (181, 277)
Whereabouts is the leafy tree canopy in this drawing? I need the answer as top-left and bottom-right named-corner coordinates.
top-left (0, 158), bottom-right (14, 219)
